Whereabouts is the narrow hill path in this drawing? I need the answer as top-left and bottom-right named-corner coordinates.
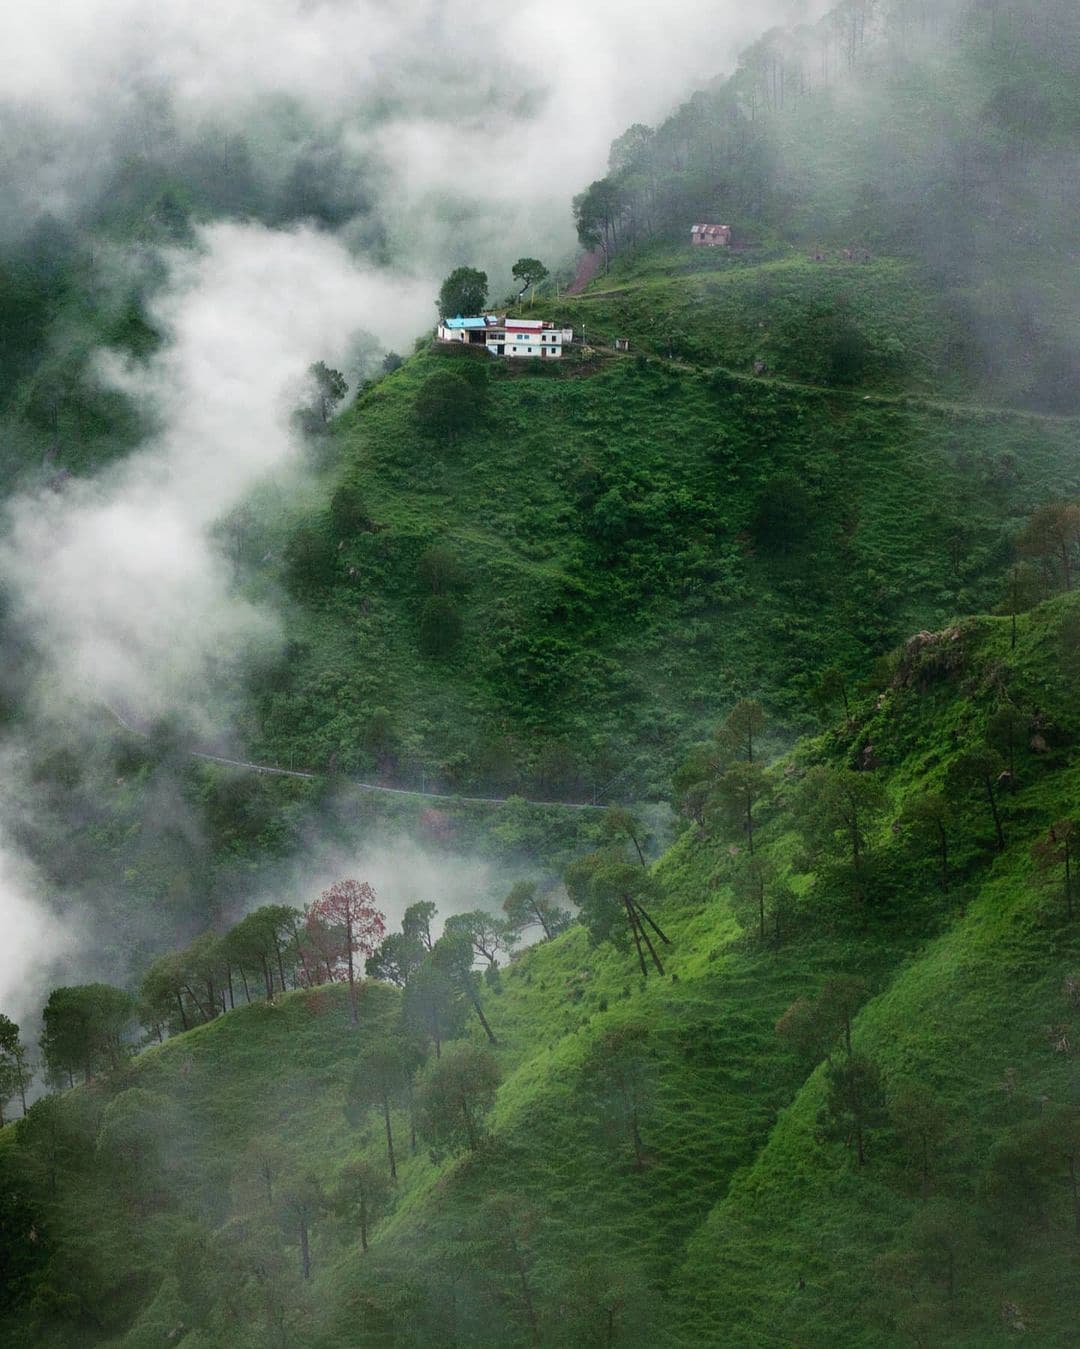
top-left (621, 349), bottom-right (1080, 426)
top-left (105, 705), bottom-right (611, 813)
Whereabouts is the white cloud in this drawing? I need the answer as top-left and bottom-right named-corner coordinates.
top-left (2, 222), bottom-right (432, 731)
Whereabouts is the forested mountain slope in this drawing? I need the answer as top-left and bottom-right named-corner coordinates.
top-left (252, 302), bottom-right (1078, 804)
top-left (3, 593), bottom-right (1076, 1347)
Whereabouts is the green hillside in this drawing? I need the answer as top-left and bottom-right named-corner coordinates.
top-left (4, 592), bottom-right (1077, 1347)
top-left (249, 285), bottom-right (1078, 801)
top-left (2, 3), bottom-right (1080, 1345)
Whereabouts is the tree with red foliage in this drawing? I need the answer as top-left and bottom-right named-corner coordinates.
top-left (307, 880), bottom-right (386, 1024)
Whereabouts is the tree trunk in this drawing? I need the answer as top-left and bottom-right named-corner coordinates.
top-left (274, 939), bottom-right (288, 996)
top-left (635, 912), bottom-right (666, 977)
top-left (462, 1099), bottom-right (479, 1152)
top-left (631, 1108), bottom-right (645, 1171)
top-left (746, 787), bottom-right (755, 856)
top-left (532, 902), bottom-right (553, 941)
top-left (635, 903), bottom-right (672, 947)
top-left (175, 992), bottom-right (189, 1031)
top-left (346, 915), bottom-right (358, 1025)
top-left (984, 776), bottom-right (1006, 851)
top-left (937, 822), bottom-right (950, 894)
top-left (299, 1214), bottom-right (311, 1280)
top-left (407, 1080), bottom-right (418, 1154)
top-left (510, 1241), bottom-right (540, 1345)
top-left (240, 966), bottom-right (252, 1003)
top-left (624, 897), bottom-right (649, 977)
top-left (359, 1189), bottom-right (369, 1252)
top-left (463, 977), bottom-right (497, 1045)
top-left (383, 1096), bottom-right (397, 1181)
top-left (261, 955), bottom-right (274, 1002)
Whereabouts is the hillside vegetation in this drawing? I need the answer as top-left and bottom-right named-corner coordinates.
top-left (3, 592), bottom-right (1077, 1346)
top-left (250, 304), bottom-right (1078, 801)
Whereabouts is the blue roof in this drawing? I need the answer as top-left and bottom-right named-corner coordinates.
top-left (444, 315), bottom-right (488, 330)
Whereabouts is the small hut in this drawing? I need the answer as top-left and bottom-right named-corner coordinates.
top-left (691, 224), bottom-right (732, 248)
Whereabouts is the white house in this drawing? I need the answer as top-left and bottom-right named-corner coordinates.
top-left (436, 314), bottom-right (574, 359)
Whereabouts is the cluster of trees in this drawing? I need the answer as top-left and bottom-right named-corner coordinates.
top-left (676, 606), bottom-right (1077, 933)
top-left (27, 879), bottom-right (386, 1092)
top-left (436, 258), bottom-right (551, 319)
top-left (565, 808), bottom-right (671, 976)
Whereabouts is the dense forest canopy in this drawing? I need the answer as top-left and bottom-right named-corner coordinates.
top-left (0, 0), bottom-right (1078, 1345)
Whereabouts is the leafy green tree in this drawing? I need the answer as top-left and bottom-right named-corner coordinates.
top-left (817, 1054), bottom-right (887, 1166)
top-left (899, 792), bottom-right (953, 895)
top-left (414, 370), bottom-right (486, 442)
top-left (577, 862), bottom-right (671, 977)
top-left (283, 523), bottom-right (338, 594)
top-left (608, 122), bottom-right (654, 173)
top-left (588, 1023), bottom-right (653, 1171)
top-left (572, 179), bottom-right (626, 259)
top-left (776, 976), bottom-right (867, 1065)
top-left (335, 1158), bottom-right (391, 1253)
top-left (432, 934), bottom-right (498, 1044)
top-left (277, 1172), bottom-right (323, 1280)
top-left (890, 1083), bottom-right (951, 1197)
top-left (600, 807), bottom-right (651, 867)
top-left (327, 479), bottom-right (373, 538)
top-left (671, 740), bottom-right (725, 825)
top-left (794, 765), bottom-right (887, 902)
top-left (946, 748), bottom-right (1007, 852)
top-left (443, 909), bottom-right (514, 967)
top-left (1032, 819), bottom-right (1077, 921)
top-left (709, 761), bottom-right (770, 855)
top-left (308, 361), bottom-right (347, 423)
top-left (775, 995), bottom-right (834, 1067)
top-left (829, 319), bottom-right (869, 385)
top-left (402, 960), bottom-right (459, 1058)
top-left (502, 881), bottom-right (571, 942)
top-left (381, 351), bottom-right (404, 374)
top-left (986, 703), bottom-right (1028, 791)
top-left (999, 560), bottom-right (1042, 649)
top-left (418, 595), bottom-right (463, 657)
top-left (366, 932), bottom-right (426, 987)
top-left (511, 257), bottom-right (549, 302)
top-left (1019, 500), bottom-right (1080, 592)
top-left (417, 1043), bottom-right (500, 1154)
top-left (816, 975), bottom-right (869, 1057)
top-left (716, 699), bottom-right (766, 764)
top-left (41, 984), bottom-right (134, 1085)
top-left (0, 1014), bottom-right (31, 1118)
top-left (95, 1088), bottom-right (183, 1212)
top-left (437, 267), bottom-right (488, 319)
top-left (346, 1036), bottom-right (425, 1182)
top-left (814, 665), bottom-right (851, 722)
top-left (227, 905), bottom-right (302, 1001)
top-left (983, 1104), bottom-right (1080, 1238)
top-left (469, 1192), bottom-right (543, 1343)
top-left (417, 545), bottom-right (468, 596)
top-left (904, 1200), bottom-right (981, 1301)
top-left (752, 476), bottom-right (812, 556)
top-left (402, 901), bottom-right (437, 951)
top-left (730, 854), bottom-right (794, 945)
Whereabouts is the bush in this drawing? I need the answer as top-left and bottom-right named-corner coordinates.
top-left (419, 596), bottom-right (463, 657)
top-left (414, 370), bottom-right (487, 440)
